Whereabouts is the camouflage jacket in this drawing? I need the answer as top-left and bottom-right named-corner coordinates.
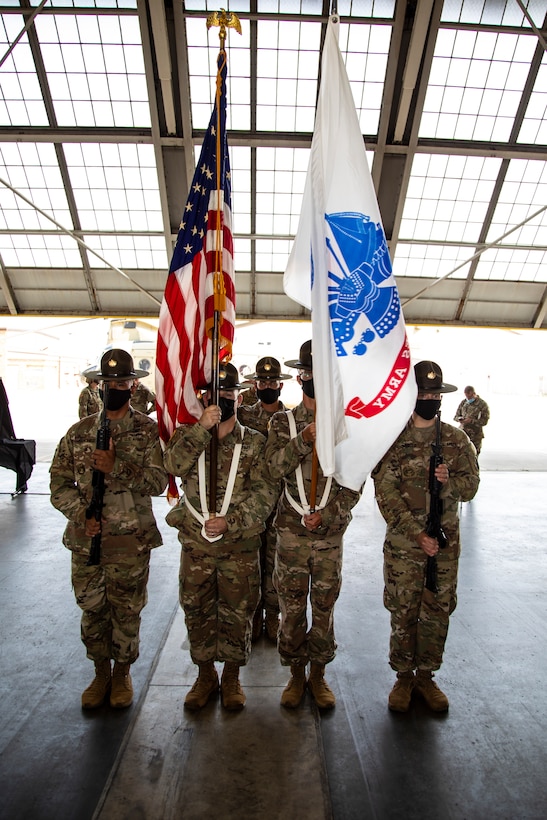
top-left (454, 396), bottom-right (490, 438)
top-left (50, 409), bottom-right (168, 554)
top-left (131, 383), bottom-right (156, 415)
top-left (238, 399), bottom-right (286, 436)
top-left (78, 386), bottom-right (103, 419)
top-left (372, 419), bottom-right (479, 552)
top-left (265, 402), bottom-right (361, 537)
top-left (239, 385), bottom-right (258, 406)
top-left (163, 420), bottom-right (278, 543)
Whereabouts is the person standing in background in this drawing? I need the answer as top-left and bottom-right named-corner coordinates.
top-left (131, 379), bottom-right (156, 415)
top-left (78, 376), bottom-right (102, 419)
top-left (454, 385), bottom-right (490, 456)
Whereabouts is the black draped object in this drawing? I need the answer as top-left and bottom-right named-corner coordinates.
top-left (0, 378), bottom-right (36, 494)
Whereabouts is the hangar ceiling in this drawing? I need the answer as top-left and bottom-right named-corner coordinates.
top-left (0, 0), bottom-right (546, 328)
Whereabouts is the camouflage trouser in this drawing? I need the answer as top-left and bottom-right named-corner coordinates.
top-left (71, 550), bottom-right (150, 664)
top-left (256, 515), bottom-right (279, 615)
top-left (383, 542), bottom-right (458, 672)
top-left (467, 429), bottom-right (483, 455)
top-left (273, 528), bottom-right (343, 667)
top-left (179, 536), bottom-right (260, 666)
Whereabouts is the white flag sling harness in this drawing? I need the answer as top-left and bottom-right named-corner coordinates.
top-left (184, 427), bottom-right (244, 542)
top-left (284, 410), bottom-right (332, 526)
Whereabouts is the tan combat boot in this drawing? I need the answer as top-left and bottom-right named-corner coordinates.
top-left (81, 659), bottom-right (111, 709)
top-left (280, 665), bottom-right (307, 708)
top-left (221, 662), bottom-right (246, 711)
top-left (388, 671), bottom-right (415, 712)
top-left (110, 662), bottom-right (133, 708)
top-left (414, 670), bottom-right (449, 712)
top-left (184, 661), bottom-right (219, 711)
top-left (265, 610), bottom-right (279, 642)
top-left (307, 663), bottom-right (336, 709)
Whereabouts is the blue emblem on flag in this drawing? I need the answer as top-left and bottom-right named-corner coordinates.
top-left (324, 212), bottom-right (400, 357)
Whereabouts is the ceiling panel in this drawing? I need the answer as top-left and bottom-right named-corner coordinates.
top-left (0, 0), bottom-right (546, 329)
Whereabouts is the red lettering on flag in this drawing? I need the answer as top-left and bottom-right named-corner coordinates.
top-left (345, 337), bottom-right (412, 419)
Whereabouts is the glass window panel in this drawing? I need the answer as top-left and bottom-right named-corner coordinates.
top-left (519, 59), bottom-right (547, 144)
top-left (401, 153), bottom-right (502, 243)
top-left (393, 242), bottom-right (471, 279)
top-left (0, 142), bottom-right (73, 232)
top-left (83, 234), bottom-right (168, 269)
top-left (256, 20), bottom-right (321, 134)
top-left (420, 29), bottom-right (537, 142)
top-left (475, 247), bottom-right (547, 283)
top-left (0, 17), bottom-right (47, 126)
top-left (487, 159), bottom-right (547, 248)
top-left (63, 142), bottom-right (163, 239)
top-left (234, 237), bottom-right (251, 271)
top-left (35, 12), bottom-right (149, 128)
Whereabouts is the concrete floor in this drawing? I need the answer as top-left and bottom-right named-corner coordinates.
top-left (1, 448), bottom-right (547, 820)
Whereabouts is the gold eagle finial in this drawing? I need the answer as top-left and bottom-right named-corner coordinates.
top-left (206, 8), bottom-right (242, 42)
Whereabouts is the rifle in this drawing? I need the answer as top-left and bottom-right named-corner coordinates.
top-left (424, 411), bottom-right (447, 593)
top-left (85, 384), bottom-right (110, 566)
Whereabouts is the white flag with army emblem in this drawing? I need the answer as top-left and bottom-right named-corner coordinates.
top-left (283, 15), bottom-right (417, 491)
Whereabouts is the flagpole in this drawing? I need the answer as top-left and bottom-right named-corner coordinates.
top-left (208, 42), bottom-right (224, 519)
top-left (206, 10), bottom-right (241, 516)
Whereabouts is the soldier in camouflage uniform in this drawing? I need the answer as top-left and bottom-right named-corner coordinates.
top-left (238, 355), bottom-right (291, 642)
top-left (454, 385), bottom-right (490, 456)
top-left (78, 376), bottom-right (103, 419)
top-left (50, 350), bottom-right (168, 711)
top-left (164, 363), bottom-right (278, 712)
top-left (130, 379), bottom-right (156, 415)
top-left (238, 365), bottom-right (258, 406)
top-left (265, 341), bottom-right (361, 710)
top-left (372, 361), bottom-right (479, 713)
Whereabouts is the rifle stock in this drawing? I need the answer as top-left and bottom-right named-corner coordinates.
top-left (425, 411), bottom-right (447, 593)
top-left (85, 387), bottom-right (110, 566)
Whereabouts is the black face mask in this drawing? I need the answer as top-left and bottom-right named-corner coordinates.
top-left (218, 396), bottom-right (236, 423)
top-left (302, 379), bottom-right (315, 399)
top-left (257, 387), bottom-right (281, 405)
top-left (415, 398), bottom-right (441, 420)
top-left (100, 387), bottom-right (131, 411)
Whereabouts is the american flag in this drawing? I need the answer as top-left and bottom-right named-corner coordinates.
top-left (155, 49), bottom-right (235, 463)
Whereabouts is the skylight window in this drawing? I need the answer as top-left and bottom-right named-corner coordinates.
top-left (36, 13), bottom-right (149, 128)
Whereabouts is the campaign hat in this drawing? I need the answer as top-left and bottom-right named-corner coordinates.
top-left (414, 360), bottom-right (457, 394)
top-left (81, 365), bottom-right (100, 384)
top-left (85, 349), bottom-right (149, 381)
top-left (246, 356), bottom-right (291, 381)
top-left (285, 340), bottom-right (312, 371)
top-left (200, 362), bottom-right (247, 391)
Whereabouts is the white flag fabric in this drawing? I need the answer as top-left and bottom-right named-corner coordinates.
top-left (284, 15), bottom-right (417, 492)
